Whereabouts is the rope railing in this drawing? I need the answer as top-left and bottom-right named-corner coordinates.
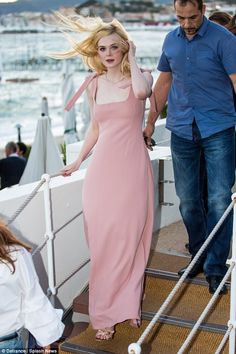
top-left (215, 324), bottom-right (233, 354)
top-left (6, 172), bottom-right (62, 227)
top-left (128, 198), bottom-right (236, 354)
top-left (178, 263), bottom-right (235, 354)
top-left (32, 210), bottom-right (83, 259)
top-left (7, 178), bottom-right (46, 226)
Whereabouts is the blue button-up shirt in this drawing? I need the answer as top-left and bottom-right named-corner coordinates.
top-left (158, 16), bottom-right (236, 140)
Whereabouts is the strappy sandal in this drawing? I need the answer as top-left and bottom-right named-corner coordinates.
top-left (129, 319), bottom-right (141, 328)
top-left (95, 328), bottom-right (115, 341)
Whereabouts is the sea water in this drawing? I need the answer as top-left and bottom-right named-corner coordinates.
top-left (0, 30), bottom-right (167, 148)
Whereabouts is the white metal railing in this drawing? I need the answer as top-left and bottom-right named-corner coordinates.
top-left (6, 173), bottom-right (236, 353)
top-left (43, 174), bottom-right (56, 299)
top-left (228, 194), bottom-right (236, 353)
top-left (128, 195), bottom-right (236, 354)
top-left (5, 173), bottom-right (90, 303)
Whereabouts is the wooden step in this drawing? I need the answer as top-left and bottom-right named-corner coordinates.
top-left (142, 275), bottom-right (229, 327)
top-left (60, 320), bottom-right (228, 354)
top-left (73, 273), bottom-right (229, 330)
top-left (67, 252), bottom-right (230, 354)
top-left (72, 252), bottom-right (195, 315)
top-left (73, 252), bottom-right (230, 326)
top-left (73, 291), bottom-right (89, 315)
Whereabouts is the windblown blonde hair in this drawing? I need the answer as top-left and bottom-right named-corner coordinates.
top-left (51, 12), bottom-right (131, 75)
top-left (0, 221), bottom-right (31, 273)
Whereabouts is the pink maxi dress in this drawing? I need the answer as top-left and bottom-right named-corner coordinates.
top-left (66, 73), bottom-right (154, 330)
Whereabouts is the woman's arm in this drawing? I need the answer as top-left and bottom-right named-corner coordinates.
top-left (62, 88), bottom-right (99, 176)
top-left (143, 71), bottom-right (172, 150)
top-left (230, 72), bottom-right (236, 94)
top-left (18, 248), bottom-right (65, 347)
top-left (128, 41), bottom-right (153, 99)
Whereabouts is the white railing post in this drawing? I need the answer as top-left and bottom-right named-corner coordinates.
top-left (229, 194), bottom-right (236, 354)
top-left (42, 174), bottom-right (56, 302)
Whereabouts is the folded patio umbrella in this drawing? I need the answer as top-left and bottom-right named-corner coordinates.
top-left (19, 101), bottom-right (64, 185)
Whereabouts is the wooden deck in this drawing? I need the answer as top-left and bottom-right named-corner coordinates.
top-left (152, 220), bottom-right (189, 257)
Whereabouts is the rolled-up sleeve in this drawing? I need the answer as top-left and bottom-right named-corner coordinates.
top-left (157, 50), bottom-right (171, 72)
top-left (18, 249), bottom-right (65, 347)
top-left (220, 35), bottom-right (236, 75)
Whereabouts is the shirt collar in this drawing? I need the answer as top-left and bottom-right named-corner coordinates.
top-left (177, 16), bottom-right (209, 38)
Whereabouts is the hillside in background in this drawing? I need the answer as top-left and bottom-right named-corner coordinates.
top-left (0, 0), bottom-right (83, 14)
top-left (0, 0), bottom-right (174, 14)
top-left (0, 0), bottom-right (234, 14)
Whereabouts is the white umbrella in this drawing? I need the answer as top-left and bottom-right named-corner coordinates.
top-left (0, 52), bottom-right (4, 83)
top-left (41, 96), bottom-right (49, 117)
top-left (19, 99), bottom-right (64, 185)
top-left (62, 61), bottom-right (78, 144)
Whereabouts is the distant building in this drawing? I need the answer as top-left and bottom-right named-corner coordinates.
top-left (119, 0), bottom-right (155, 12)
top-left (75, 0), bottom-right (113, 19)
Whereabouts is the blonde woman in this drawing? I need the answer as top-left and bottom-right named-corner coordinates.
top-left (54, 13), bottom-right (155, 340)
top-left (0, 221), bottom-right (64, 351)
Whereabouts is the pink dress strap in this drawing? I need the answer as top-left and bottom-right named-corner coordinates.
top-left (65, 72), bottom-right (97, 111)
top-left (120, 79), bottom-right (157, 113)
top-left (120, 70), bottom-right (157, 112)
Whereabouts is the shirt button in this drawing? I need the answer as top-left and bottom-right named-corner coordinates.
top-left (187, 57), bottom-right (190, 60)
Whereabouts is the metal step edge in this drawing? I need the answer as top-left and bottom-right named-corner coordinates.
top-left (60, 342), bottom-right (115, 354)
top-left (145, 268), bottom-right (231, 288)
top-left (142, 311), bottom-right (228, 334)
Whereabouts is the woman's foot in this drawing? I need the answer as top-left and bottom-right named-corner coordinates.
top-left (95, 327), bottom-right (115, 341)
top-left (129, 319), bottom-right (141, 328)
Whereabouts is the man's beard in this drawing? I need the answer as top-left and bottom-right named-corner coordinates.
top-left (183, 27), bottom-right (198, 35)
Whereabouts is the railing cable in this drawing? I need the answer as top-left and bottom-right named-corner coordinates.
top-left (215, 324), bottom-right (233, 354)
top-left (55, 258), bottom-right (90, 290)
top-left (54, 211), bottom-right (83, 235)
top-left (178, 263), bottom-right (234, 354)
top-left (128, 198), bottom-right (235, 354)
top-left (7, 178), bottom-right (46, 226)
top-left (32, 236), bottom-right (49, 256)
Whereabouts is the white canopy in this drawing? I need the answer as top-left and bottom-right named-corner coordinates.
top-left (19, 115), bottom-right (64, 185)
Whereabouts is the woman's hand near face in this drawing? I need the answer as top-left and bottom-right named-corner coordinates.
top-left (128, 39), bottom-right (153, 100)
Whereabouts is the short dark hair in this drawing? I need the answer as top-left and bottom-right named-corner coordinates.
top-left (17, 142), bottom-right (27, 155)
top-left (5, 141), bottom-right (17, 153)
top-left (174, 0), bottom-right (203, 11)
